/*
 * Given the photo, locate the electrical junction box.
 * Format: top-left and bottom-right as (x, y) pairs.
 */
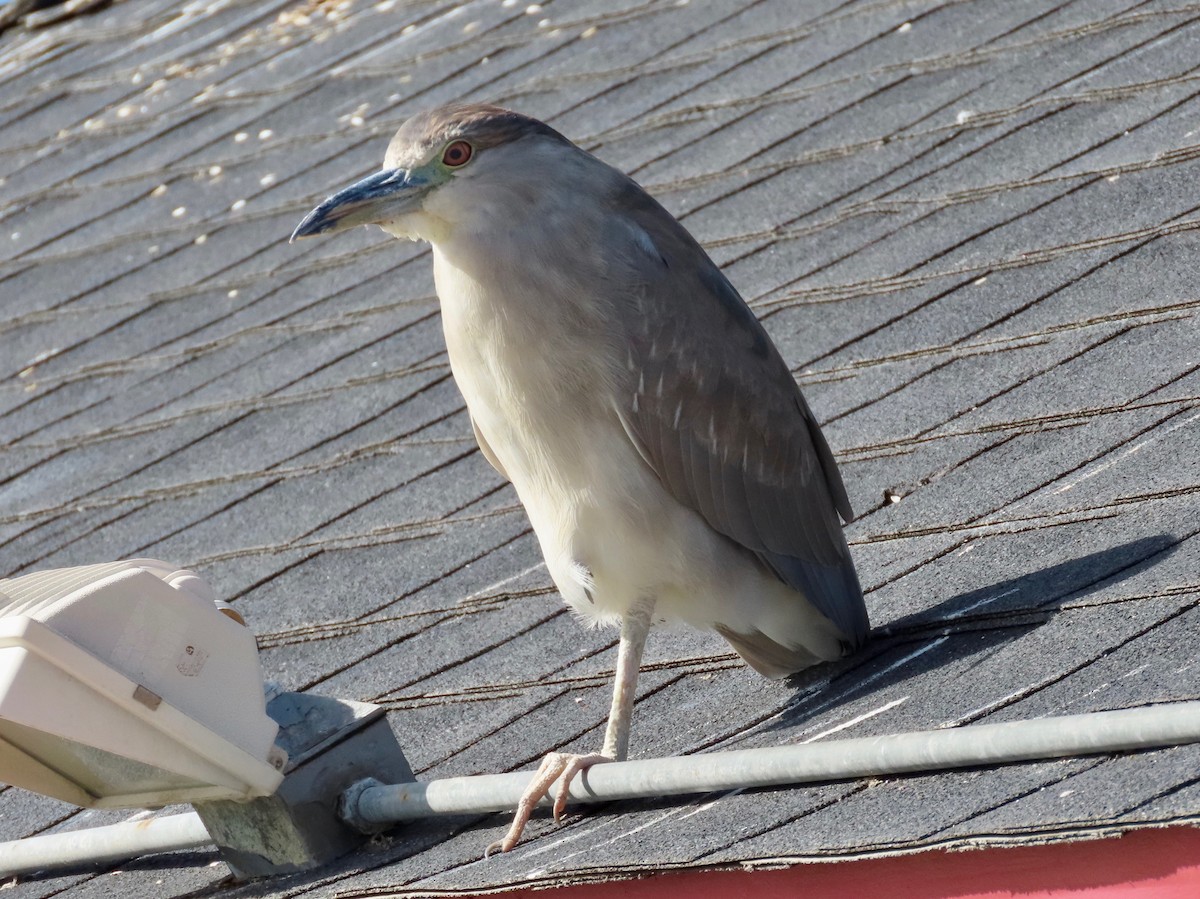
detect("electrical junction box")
(0, 559), (285, 809)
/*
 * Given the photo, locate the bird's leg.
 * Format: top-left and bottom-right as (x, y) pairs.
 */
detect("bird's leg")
(598, 595), (655, 762)
(485, 596), (656, 856)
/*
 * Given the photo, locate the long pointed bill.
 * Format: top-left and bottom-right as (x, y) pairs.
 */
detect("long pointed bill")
(290, 168), (433, 241)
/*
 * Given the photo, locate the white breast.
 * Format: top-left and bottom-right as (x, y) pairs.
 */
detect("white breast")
(430, 246), (841, 660)
(433, 249), (675, 613)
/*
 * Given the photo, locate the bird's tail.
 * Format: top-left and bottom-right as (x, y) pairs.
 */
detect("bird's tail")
(715, 624), (838, 680)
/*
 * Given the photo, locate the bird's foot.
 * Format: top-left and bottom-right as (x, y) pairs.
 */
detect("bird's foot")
(484, 751), (611, 856)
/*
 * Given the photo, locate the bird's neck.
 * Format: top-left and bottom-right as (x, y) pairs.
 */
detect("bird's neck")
(431, 237), (607, 346)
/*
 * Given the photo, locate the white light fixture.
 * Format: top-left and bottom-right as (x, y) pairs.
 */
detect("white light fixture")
(0, 560), (285, 809)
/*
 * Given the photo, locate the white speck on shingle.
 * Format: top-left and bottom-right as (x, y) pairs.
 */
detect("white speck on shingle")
(172, 206), (186, 218)
(234, 132), (248, 143)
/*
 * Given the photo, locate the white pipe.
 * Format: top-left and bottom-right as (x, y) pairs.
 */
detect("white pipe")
(345, 701), (1200, 827)
(0, 813), (211, 878)
(4, 702), (1198, 876)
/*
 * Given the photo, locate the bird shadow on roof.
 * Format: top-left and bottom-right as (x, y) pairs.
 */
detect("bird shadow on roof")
(767, 533), (1179, 732)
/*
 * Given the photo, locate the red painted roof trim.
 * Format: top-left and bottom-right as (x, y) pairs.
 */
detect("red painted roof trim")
(504, 825), (1200, 898)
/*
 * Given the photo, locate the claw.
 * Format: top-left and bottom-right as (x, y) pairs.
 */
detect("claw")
(484, 751), (612, 855)
(553, 753), (607, 821)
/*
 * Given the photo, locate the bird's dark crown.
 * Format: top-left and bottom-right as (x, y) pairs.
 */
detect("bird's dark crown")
(387, 103), (570, 164)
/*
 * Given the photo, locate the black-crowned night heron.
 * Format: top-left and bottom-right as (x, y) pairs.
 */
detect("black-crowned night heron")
(293, 103), (868, 854)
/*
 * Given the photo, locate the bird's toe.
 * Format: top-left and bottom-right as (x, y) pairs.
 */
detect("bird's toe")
(552, 752), (609, 822)
(485, 750), (612, 856)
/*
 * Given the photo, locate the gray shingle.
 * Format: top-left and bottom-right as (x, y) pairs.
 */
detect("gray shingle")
(1, 0), (1198, 895)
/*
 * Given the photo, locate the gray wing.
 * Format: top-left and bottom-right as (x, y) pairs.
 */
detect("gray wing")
(606, 183), (868, 646)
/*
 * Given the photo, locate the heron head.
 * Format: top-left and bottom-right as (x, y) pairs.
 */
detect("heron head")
(291, 103), (574, 245)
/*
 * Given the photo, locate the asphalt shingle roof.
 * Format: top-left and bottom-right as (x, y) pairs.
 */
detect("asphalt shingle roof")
(1, 0), (1198, 895)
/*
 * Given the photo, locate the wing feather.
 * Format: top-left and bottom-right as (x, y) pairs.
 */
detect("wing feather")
(606, 182), (868, 645)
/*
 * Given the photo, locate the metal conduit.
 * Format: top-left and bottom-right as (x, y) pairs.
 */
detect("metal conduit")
(342, 701), (1200, 827)
(3, 701), (1199, 879)
(0, 813), (212, 878)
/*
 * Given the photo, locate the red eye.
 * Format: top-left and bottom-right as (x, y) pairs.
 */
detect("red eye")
(442, 140), (473, 167)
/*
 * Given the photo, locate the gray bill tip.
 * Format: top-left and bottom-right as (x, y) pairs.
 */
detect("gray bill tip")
(290, 206), (332, 243)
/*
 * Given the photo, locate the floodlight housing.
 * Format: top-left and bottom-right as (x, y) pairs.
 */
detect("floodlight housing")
(0, 560), (285, 808)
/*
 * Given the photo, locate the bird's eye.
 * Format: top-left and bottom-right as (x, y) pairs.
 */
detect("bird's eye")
(442, 140), (473, 167)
